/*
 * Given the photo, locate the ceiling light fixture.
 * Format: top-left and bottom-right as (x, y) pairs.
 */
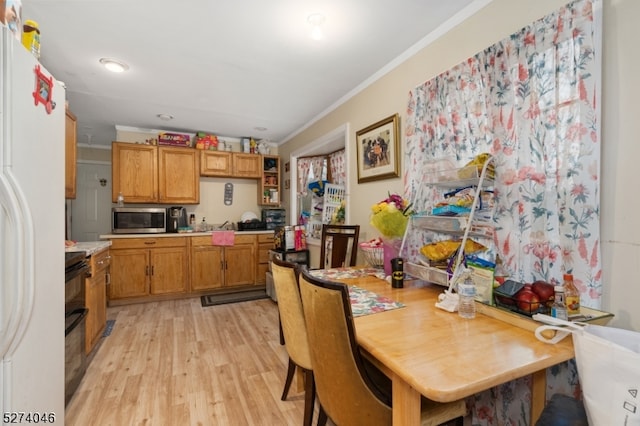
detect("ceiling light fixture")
(307, 13), (326, 40)
(99, 57), (129, 73)
(254, 126), (268, 132)
(156, 113), (174, 121)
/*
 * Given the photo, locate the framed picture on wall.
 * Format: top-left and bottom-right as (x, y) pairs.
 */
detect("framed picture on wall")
(356, 113), (400, 183)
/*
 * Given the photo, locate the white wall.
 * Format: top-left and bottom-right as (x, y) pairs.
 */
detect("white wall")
(279, 0), (639, 331)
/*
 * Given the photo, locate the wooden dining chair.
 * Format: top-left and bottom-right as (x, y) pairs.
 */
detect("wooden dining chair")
(319, 224), (360, 269)
(271, 258), (315, 426)
(298, 268), (466, 426)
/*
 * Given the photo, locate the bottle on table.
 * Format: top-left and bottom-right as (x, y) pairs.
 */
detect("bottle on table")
(563, 273), (580, 317)
(457, 269), (476, 319)
(551, 285), (568, 320)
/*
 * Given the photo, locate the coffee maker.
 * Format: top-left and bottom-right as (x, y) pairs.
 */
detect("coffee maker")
(167, 206), (187, 233)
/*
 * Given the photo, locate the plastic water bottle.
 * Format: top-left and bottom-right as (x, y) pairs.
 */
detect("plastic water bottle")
(551, 285), (568, 320)
(457, 269), (476, 319)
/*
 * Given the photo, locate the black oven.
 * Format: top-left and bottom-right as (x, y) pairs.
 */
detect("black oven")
(65, 251), (89, 406)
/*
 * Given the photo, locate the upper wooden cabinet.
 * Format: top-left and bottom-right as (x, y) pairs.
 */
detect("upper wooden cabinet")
(232, 153), (261, 178)
(258, 155), (281, 206)
(200, 151), (233, 177)
(65, 109), (77, 199)
(158, 146), (200, 204)
(112, 142), (199, 204)
(200, 151), (262, 179)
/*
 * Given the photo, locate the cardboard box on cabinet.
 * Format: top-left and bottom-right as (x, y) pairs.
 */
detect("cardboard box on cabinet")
(157, 132), (192, 147)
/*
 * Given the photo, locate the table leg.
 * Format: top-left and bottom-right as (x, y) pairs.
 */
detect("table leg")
(392, 376), (421, 425)
(531, 370), (547, 424)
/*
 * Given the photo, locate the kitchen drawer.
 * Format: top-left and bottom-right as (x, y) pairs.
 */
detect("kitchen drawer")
(258, 233), (274, 244)
(191, 234), (256, 247)
(234, 234), (256, 245)
(110, 237), (186, 250)
(90, 247), (111, 273)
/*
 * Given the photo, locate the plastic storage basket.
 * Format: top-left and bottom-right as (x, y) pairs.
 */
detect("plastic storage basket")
(359, 243), (384, 267)
(321, 184), (346, 223)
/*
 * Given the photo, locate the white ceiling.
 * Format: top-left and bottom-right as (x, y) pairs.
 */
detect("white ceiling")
(23, 0), (479, 148)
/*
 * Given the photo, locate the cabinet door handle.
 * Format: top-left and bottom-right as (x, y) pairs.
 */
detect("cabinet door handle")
(145, 265), (149, 276)
(105, 272), (111, 285)
(225, 260), (228, 270)
(144, 241), (156, 245)
(150, 265), (154, 276)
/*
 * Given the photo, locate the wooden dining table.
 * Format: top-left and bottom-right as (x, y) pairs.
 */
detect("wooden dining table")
(331, 271), (576, 426)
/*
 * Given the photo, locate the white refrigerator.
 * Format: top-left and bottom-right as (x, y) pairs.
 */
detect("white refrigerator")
(1, 24), (65, 416)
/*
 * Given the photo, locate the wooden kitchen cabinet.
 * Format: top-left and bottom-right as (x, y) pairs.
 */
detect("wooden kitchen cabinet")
(190, 234), (256, 292)
(85, 247), (110, 354)
(258, 155), (281, 206)
(256, 233), (274, 285)
(200, 151), (233, 177)
(65, 109), (77, 199)
(108, 237), (188, 303)
(225, 236), (256, 286)
(190, 237), (224, 291)
(158, 146), (200, 204)
(111, 142), (158, 203)
(232, 153), (261, 178)
(111, 142), (199, 204)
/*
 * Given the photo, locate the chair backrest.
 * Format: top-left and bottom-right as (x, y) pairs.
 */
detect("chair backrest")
(271, 258), (312, 371)
(319, 224), (360, 269)
(299, 268), (392, 426)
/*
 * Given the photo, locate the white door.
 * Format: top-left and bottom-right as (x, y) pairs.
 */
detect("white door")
(71, 163), (112, 241)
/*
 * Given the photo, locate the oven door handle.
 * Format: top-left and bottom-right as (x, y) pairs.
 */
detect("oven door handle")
(65, 307), (88, 336)
(65, 263), (90, 282)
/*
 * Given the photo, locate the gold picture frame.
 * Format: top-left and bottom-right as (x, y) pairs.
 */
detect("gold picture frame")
(356, 113), (400, 183)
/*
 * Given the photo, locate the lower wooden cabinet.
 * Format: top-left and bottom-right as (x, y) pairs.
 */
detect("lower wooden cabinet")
(108, 232), (272, 305)
(85, 247), (110, 354)
(190, 234), (256, 291)
(256, 233), (275, 284)
(108, 237), (188, 302)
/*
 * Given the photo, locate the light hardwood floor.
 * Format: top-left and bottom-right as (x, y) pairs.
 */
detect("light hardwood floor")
(65, 297), (312, 425)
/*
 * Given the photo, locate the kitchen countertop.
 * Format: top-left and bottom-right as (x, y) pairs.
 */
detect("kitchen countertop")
(65, 240), (112, 256)
(99, 230), (274, 239)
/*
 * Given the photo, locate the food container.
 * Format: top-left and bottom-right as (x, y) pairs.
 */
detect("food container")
(274, 226), (295, 251)
(157, 132), (191, 147)
(22, 20), (40, 58)
(493, 281), (552, 317)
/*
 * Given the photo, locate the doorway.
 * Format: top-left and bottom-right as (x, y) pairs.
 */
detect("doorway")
(289, 123), (350, 232)
(70, 162), (112, 241)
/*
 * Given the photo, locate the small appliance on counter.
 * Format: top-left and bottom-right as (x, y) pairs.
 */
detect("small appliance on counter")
(167, 206), (187, 233)
(262, 208), (286, 230)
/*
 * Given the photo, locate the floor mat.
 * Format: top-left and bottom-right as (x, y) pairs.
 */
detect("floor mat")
(201, 290), (269, 307)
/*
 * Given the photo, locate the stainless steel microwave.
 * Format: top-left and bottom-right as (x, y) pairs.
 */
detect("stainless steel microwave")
(111, 207), (166, 234)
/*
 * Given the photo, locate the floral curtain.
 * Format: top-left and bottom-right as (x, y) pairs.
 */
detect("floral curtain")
(405, 0), (601, 306)
(297, 158), (311, 195)
(404, 1), (600, 423)
(328, 149), (346, 186)
(297, 156), (325, 195)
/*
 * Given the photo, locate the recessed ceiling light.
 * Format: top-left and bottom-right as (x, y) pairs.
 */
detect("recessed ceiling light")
(254, 126), (268, 132)
(99, 58), (129, 73)
(307, 13), (326, 40)
(156, 113), (174, 121)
